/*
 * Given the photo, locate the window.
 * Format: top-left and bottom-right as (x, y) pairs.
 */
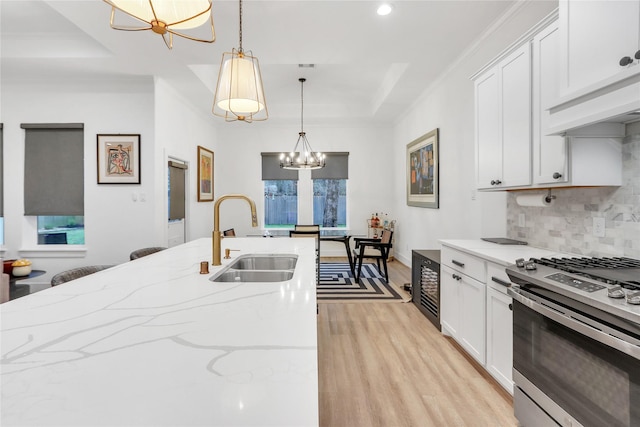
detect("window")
(264, 179), (298, 228)
(262, 152), (349, 229)
(312, 152), (349, 228)
(22, 123), (84, 245)
(313, 179), (346, 227)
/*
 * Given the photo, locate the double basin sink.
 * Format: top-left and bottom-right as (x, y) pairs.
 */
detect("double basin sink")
(209, 253), (298, 283)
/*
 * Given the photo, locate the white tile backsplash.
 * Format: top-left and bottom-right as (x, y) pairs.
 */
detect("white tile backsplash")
(507, 126), (640, 258)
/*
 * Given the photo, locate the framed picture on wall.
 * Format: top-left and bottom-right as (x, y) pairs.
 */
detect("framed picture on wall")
(197, 145), (214, 202)
(406, 128), (439, 208)
(97, 134), (141, 184)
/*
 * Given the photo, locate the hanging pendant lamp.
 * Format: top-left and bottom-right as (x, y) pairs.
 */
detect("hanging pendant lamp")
(103, 0), (215, 49)
(280, 78), (325, 170)
(212, 0), (268, 122)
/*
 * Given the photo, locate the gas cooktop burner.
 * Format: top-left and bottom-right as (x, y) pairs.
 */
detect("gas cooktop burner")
(530, 256), (640, 290)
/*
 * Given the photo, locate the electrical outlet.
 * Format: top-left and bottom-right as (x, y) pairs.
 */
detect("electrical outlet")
(593, 217), (606, 238)
(518, 213), (526, 227)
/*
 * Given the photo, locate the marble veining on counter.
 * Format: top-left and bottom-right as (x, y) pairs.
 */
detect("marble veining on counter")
(1, 238), (319, 426)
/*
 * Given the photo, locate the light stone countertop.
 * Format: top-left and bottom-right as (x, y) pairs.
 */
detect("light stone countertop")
(439, 239), (574, 266)
(1, 237), (319, 427)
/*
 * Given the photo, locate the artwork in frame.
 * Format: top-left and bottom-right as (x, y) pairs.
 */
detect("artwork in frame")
(197, 145), (214, 202)
(406, 128), (439, 208)
(97, 134), (141, 184)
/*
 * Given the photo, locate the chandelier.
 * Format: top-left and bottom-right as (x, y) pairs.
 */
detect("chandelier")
(103, 0), (215, 49)
(212, 0), (268, 122)
(280, 78), (325, 170)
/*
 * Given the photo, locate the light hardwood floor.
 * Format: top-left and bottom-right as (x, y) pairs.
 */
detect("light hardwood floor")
(317, 258), (517, 427)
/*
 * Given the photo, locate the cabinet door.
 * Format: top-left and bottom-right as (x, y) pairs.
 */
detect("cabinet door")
(560, 0), (640, 95)
(532, 21), (568, 185)
(500, 44), (532, 188)
(459, 274), (486, 365)
(475, 67), (501, 190)
(486, 287), (514, 394)
(441, 265), (460, 338)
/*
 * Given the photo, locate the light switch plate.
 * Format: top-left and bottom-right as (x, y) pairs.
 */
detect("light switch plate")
(518, 213), (526, 227)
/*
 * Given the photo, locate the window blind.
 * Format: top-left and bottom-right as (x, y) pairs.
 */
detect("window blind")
(21, 123), (84, 216)
(168, 160), (187, 221)
(261, 152), (299, 180)
(311, 152), (349, 179)
(0, 124), (3, 217)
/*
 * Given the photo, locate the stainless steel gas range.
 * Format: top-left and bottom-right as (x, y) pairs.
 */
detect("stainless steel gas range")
(506, 256), (640, 427)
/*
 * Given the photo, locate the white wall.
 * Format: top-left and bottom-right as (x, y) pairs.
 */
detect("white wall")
(390, 1), (558, 265)
(154, 78), (219, 244)
(1, 78), (156, 280)
(214, 121), (393, 255)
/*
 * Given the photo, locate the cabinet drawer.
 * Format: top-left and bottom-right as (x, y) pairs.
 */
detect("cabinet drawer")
(441, 247), (486, 283)
(487, 262), (512, 295)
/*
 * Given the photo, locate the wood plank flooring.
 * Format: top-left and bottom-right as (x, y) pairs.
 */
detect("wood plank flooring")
(317, 259), (517, 427)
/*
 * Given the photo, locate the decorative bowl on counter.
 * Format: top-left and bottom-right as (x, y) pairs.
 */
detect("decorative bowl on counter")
(11, 259), (32, 277)
(3, 259), (18, 276)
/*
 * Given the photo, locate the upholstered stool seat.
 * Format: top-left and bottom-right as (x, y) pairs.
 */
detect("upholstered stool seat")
(129, 247), (167, 260)
(51, 265), (115, 286)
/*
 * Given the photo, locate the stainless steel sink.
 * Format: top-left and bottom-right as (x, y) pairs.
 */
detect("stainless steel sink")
(228, 254), (298, 270)
(209, 254), (297, 283)
(210, 270), (294, 282)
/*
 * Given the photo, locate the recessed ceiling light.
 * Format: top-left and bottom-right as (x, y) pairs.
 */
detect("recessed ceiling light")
(377, 3), (394, 16)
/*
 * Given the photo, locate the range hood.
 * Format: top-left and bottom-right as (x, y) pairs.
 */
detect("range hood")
(546, 65), (640, 136)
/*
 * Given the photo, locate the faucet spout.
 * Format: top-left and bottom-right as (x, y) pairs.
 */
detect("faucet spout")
(212, 194), (258, 265)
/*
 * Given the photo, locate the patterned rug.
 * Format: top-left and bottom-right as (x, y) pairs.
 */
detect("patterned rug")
(318, 262), (410, 302)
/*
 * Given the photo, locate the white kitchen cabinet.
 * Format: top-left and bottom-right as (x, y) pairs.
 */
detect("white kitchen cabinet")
(441, 248), (486, 366)
(531, 20), (568, 185)
(475, 44), (531, 190)
(559, 0), (640, 97)
(486, 262), (514, 394)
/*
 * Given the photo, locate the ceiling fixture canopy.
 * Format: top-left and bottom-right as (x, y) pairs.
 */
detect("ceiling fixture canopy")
(212, 0), (268, 122)
(103, 0), (215, 49)
(280, 78), (325, 170)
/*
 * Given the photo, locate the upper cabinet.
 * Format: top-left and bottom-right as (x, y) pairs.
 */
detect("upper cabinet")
(475, 44), (531, 190)
(559, 0), (640, 96)
(473, 9), (624, 191)
(547, 0), (640, 134)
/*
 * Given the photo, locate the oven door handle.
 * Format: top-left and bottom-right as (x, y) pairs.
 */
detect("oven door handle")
(508, 288), (640, 361)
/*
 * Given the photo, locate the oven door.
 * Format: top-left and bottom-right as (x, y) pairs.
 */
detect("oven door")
(510, 288), (640, 427)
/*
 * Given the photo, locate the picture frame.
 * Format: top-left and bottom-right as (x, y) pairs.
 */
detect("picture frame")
(97, 134), (141, 184)
(406, 128), (439, 208)
(197, 145), (214, 202)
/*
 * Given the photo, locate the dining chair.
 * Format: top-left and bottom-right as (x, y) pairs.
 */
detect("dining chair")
(289, 229), (320, 285)
(223, 228), (236, 237)
(294, 224), (320, 232)
(129, 246), (167, 260)
(51, 265), (115, 286)
(352, 229), (394, 283)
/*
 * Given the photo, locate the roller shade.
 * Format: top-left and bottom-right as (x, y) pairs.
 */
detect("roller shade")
(22, 123), (84, 216)
(311, 152), (349, 179)
(0, 124), (3, 216)
(168, 160), (187, 220)
(261, 152), (299, 180)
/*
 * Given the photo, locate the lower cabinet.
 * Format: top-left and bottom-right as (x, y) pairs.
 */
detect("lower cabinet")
(441, 264), (486, 366)
(486, 286), (514, 394)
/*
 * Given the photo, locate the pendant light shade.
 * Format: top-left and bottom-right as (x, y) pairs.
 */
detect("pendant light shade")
(103, 0), (215, 49)
(212, 0), (268, 122)
(280, 78), (325, 170)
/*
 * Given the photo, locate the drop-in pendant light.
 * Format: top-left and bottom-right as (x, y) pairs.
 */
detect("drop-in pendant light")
(280, 78), (325, 170)
(103, 0), (215, 49)
(212, 0), (268, 122)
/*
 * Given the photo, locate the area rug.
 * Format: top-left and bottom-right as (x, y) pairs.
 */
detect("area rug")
(318, 262), (410, 302)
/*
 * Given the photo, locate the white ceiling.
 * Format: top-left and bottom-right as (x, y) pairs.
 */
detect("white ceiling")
(1, 0), (518, 125)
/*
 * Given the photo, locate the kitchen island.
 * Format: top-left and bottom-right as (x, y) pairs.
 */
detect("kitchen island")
(1, 238), (319, 426)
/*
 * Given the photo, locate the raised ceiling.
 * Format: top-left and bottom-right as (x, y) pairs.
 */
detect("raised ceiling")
(1, 0), (518, 124)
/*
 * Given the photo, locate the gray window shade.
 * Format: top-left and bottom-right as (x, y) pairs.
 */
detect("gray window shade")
(22, 124), (84, 216)
(261, 153), (299, 180)
(168, 161), (187, 220)
(311, 152), (349, 179)
(0, 124), (3, 216)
